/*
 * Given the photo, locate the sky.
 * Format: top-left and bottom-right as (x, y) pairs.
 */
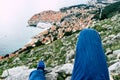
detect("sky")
(0, 0), (88, 25)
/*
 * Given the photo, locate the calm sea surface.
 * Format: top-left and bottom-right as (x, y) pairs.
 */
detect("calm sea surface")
(0, 23), (50, 56)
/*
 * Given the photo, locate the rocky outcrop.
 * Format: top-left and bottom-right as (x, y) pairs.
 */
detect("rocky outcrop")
(46, 63), (73, 80)
(1, 63), (73, 80)
(2, 63), (116, 80)
(1, 66), (34, 80)
(109, 62), (120, 75)
(107, 49), (120, 76)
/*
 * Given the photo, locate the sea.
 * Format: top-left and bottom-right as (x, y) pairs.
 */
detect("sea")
(0, 22), (52, 56)
(0, 8), (53, 56)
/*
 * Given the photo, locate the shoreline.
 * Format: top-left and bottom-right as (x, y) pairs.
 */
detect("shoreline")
(0, 22), (52, 58)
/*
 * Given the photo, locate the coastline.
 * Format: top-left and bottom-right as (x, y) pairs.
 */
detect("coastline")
(0, 22), (52, 58)
(0, 5), (95, 60)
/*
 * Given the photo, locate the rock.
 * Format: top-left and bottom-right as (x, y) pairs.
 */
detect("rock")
(107, 54), (116, 60)
(46, 67), (59, 80)
(13, 57), (20, 63)
(46, 72), (58, 80)
(113, 49), (120, 55)
(103, 34), (115, 41)
(106, 40), (113, 45)
(103, 34), (116, 45)
(105, 48), (113, 55)
(109, 62), (120, 75)
(66, 50), (75, 63)
(1, 64), (72, 80)
(45, 63), (73, 80)
(113, 49), (120, 59)
(113, 33), (120, 40)
(109, 59), (119, 65)
(117, 53), (120, 59)
(103, 33), (120, 45)
(56, 63), (73, 75)
(2, 66), (34, 80)
(65, 76), (71, 80)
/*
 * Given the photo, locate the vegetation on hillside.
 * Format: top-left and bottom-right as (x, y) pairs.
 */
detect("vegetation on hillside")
(60, 4), (87, 12)
(0, 13), (120, 79)
(93, 1), (120, 20)
(92, 14), (120, 51)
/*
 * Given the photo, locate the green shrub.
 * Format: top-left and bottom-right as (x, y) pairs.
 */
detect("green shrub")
(57, 72), (67, 80)
(64, 32), (73, 36)
(35, 40), (44, 46)
(113, 75), (120, 80)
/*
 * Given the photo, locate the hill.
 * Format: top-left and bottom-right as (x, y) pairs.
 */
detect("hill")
(0, 2), (120, 80)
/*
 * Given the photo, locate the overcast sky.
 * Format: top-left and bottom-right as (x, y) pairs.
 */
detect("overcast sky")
(0, 0), (88, 34)
(0, 0), (88, 23)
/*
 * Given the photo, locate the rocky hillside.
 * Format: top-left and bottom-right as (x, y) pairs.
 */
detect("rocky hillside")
(0, 2), (120, 80)
(92, 14), (120, 80)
